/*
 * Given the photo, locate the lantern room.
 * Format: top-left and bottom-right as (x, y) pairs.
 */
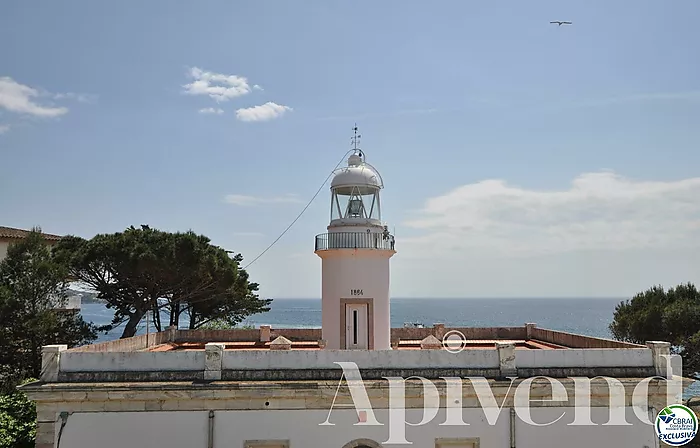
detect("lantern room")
(328, 151), (384, 227)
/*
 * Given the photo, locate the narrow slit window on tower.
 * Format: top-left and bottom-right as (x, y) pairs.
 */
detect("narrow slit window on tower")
(353, 310), (358, 344)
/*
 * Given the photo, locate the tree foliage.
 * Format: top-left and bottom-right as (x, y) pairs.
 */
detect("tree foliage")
(53, 225), (271, 338)
(198, 318), (255, 330)
(0, 230), (100, 448)
(0, 230), (99, 393)
(610, 282), (700, 377)
(0, 378), (36, 448)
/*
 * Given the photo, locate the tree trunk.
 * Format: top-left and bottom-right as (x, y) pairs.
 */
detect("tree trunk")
(153, 304), (162, 332)
(169, 301), (176, 327)
(174, 303), (184, 328)
(120, 310), (145, 338)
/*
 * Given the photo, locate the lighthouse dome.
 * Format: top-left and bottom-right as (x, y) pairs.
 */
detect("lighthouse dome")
(330, 154), (383, 195)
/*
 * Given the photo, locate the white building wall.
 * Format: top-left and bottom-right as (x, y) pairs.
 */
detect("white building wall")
(513, 407), (658, 448)
(53, 346), (657, 373)
(0, 241), (9, 262)
(60, 351), (206, 372)
(56, 411), (208, 448)
(515, 348), (654, 368)
(319, 250), (393, 350)
(0, 239), (58, 263)
(57, 407), (658, 448)
(222, 348), (500, 370)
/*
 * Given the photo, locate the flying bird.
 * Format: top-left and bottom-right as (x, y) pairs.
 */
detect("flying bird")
(550, 21), (572, 26)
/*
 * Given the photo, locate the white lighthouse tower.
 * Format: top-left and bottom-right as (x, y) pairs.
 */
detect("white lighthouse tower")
(314, 127), (396, 350)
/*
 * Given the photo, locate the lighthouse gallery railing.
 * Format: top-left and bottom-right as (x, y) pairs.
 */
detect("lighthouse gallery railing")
(314, 232), (395, 251)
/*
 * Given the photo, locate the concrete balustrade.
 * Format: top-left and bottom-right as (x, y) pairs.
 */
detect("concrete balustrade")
(40, 345), (67, 382)
(43, 323), (666, 383)
(433, 323), (445, 340)
(60, 351), (206, 372)
(221, 349), (500, 371)
(62, 322), (646, 354)
(496, 342), (517, 377)
(515, 348), (654, 369)
(529, 326), (644, 349)
(260, 325), (271, 342)
(204, 343), (225, 381)
(525, 323), (536, 340)
(646, 341), (672, 378)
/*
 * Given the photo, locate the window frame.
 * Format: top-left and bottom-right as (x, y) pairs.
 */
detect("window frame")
(244, 440), (290, 448)
(434, 438), (480, 448)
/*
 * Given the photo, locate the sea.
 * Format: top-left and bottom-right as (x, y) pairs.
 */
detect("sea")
(79, 297), (699, 399)
(83, 297), (622, 342)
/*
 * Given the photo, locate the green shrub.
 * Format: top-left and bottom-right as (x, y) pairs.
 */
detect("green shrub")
(0, 379), (37, 448)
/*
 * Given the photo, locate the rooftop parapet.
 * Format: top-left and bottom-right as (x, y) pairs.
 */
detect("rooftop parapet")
(38, 323), (664, 384)
(65, 323), (646, 353)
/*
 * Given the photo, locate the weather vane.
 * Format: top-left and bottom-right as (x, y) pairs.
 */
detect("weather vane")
(351, 124), (361, 151)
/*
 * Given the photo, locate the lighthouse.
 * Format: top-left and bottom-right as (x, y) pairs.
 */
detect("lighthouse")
(314, 127), (396, 350)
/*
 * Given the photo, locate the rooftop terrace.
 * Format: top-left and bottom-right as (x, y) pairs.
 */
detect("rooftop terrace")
(37, 323), (675, 384)
(65, 322), (645, 353)
(147, 338), (566, 351)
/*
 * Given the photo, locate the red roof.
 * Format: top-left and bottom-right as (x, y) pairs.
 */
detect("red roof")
(0, 226), (63, 241)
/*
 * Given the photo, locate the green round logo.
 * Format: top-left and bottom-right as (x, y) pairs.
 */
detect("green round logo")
(655, 404), (698, 446)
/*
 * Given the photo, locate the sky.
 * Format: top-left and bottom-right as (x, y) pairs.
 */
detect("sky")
(1, 1), (699, 299)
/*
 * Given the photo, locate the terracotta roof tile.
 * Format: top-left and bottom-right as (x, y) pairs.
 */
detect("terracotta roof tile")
(0, 226), (63, 241)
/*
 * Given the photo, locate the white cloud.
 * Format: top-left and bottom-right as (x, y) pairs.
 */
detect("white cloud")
(224, 193), (303, 206)
(253, 84), (263, 91)
(0, 77), (69, 117)
(235, 102), (292, 122)
(402, 171), (700, 259)
(199, 107), (224, 114)
(52, 92), (97, 103)
(183, 67), (251, 102)
(0, 124), (10, 134)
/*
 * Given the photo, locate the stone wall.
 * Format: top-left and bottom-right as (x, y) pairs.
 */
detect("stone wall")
(222, 349), (501, 370)
(530, 327), (644, 349)
(174, 328), (261, 342)
(390, 326), (526, 341)
(43, 324), (670, 385)
(515, 347), (654, 368)
(171, 325), (526, 344)
(63, 324), (644, 353)
(47, 344), (665, 383)
(170, 324), (638, 346)
(61, 351), (206, 372)
(24, 377), (677, 412)
(23, 376), (680, 448)
(270, 328), (323, 341)
(66, 329), (172, 352)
